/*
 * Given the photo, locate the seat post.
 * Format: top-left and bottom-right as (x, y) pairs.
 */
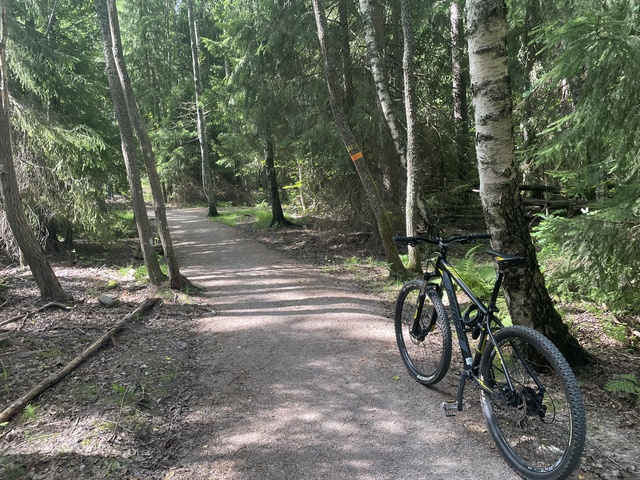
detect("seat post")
(488, 270), (504, 311)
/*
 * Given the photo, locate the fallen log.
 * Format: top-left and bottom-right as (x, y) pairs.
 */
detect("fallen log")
(0, 297), (160, 424)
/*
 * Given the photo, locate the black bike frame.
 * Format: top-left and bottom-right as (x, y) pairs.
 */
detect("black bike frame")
(426, 254), (510, 407)
(438, 257), (503, 368)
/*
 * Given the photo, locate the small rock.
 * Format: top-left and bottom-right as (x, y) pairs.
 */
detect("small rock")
(98, 296), (120, 308)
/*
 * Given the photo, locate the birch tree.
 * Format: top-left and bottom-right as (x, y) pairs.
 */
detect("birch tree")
(0, 0), (68, 302)
(466, 0), (590, 366)
(187, 0), (218, 218)
(312, 0), (407, 279)
(358, 0), (432, 271)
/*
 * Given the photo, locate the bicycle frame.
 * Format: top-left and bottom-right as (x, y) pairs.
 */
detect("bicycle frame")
(426, 252), (508, 409)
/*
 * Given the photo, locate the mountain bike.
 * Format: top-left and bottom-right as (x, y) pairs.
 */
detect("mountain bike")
(393, 234), (585, 480)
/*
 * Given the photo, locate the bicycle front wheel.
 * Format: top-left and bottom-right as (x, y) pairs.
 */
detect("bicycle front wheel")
(479, 326), (586, 480)
(394, 280), (451, 385)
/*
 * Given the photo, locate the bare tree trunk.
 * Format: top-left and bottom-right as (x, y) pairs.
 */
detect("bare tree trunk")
(400, 0), (421, 273)
(312, 0), (407, 279)
(358, 0), (434, 238)
(338, 0), (355, 112)
(104, 0), (191, 290)
(95, 0), (165, 286)
(264, 135), (292, 228)
(187, 0), (218, 218)
(359, 0), (405, 161)
(466, 0), (591, 366)
(0, 0), (68, 302)
(450, 0), (470, 180)
(359, 0), (429, 270)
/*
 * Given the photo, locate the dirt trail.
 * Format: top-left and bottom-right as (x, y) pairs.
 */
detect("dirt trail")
(163, 208), (517, 479)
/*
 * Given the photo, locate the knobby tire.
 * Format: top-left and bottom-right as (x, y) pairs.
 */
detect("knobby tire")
(394, 280), (452, 385)
(479, 326), (586, 480)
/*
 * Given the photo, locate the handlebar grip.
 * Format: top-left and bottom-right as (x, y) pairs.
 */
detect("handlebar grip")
(464, 233), (491, 242)
(393, 236), (416, 245)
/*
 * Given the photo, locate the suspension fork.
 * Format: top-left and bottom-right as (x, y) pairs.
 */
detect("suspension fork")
(411, 277), (440, 338)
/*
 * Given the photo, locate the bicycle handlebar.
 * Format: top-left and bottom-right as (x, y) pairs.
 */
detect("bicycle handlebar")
(393, 233), (491, 247)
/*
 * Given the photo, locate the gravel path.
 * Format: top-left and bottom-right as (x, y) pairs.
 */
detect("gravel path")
(163, 208), (518, 479)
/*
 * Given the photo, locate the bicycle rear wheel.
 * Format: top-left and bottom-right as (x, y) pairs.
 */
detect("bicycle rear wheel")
(394, 280), (451, 385)
(479, 326), (585, 480)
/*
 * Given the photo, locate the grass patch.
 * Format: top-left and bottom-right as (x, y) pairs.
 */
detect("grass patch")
(20, 403), (38, 422)
(1, 458), (26, 480)
(118, 263), (168, 282)
(111, 210), (137, 238)
(210, 204), (272, 229)
(36, 349), (62, 360)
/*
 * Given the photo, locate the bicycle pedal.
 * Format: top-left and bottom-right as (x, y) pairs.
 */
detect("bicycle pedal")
(441, 400), (458, 417)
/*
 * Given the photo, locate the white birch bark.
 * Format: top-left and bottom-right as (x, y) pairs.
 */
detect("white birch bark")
(358, 0), (406, 165)
(466, 0), (590, 365)
(188, 0), (218, 218)
(312, 0), (407, 278)
(359, 0), (433, 240)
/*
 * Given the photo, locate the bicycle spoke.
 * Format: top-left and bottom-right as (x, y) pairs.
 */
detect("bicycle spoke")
(394, 281), (451, 385)
(481, 326), (585, 479)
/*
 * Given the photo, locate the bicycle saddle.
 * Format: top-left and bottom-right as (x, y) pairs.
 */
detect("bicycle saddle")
(485, 250), (527, 268)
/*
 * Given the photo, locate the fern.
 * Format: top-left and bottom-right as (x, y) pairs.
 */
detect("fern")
(454, 246), (496, 300)
(605, 374), (640, 409)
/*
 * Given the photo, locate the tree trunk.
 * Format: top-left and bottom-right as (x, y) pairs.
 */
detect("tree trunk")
(358, 0), (434, 237)
(466, 0), (592, 367)
(264, 136), (291, 228)
(359, 0), (405, 161)
(338, 0), (355, 112)
(450, 0), (470, 180)
(312, 0), (407, 279)
(400, 0), (421, 273)
(187, 0), (218, 218)
(104, 0), (190, 290)
(517, 0), (541, 185)
(95, 0), (165, 286)
(0, 0), (68, 303)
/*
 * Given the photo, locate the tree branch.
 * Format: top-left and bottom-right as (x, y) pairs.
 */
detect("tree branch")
(0, 298), (160, 424)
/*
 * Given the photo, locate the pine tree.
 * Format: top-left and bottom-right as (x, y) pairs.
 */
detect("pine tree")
(0, 0), (69, 302)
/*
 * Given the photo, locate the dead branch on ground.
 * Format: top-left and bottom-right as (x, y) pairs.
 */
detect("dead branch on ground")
(0, 297), (160, 424)
(0, 302), (71, 329)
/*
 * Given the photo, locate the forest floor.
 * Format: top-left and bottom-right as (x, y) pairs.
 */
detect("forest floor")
(0, 207), (638, 479)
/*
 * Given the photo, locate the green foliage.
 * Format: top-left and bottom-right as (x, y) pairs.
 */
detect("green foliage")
(209, 204), (272, 229)
(20, 403), (38, 422)
(1, 458), (26, 480)
(523, 3), (640, 311)
(452, 246), (497, 300)
(606, 374), (640, 409)
(534, 187), (640, 310)
(3, 0), (126, 249)
(110, 211), (137, 238)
